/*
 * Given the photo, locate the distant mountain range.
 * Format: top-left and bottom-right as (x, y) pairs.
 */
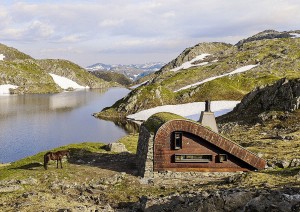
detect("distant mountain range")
(86, 62), (166, 80)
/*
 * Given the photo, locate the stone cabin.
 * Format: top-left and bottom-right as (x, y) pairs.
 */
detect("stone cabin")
(136, 111), (265, 178)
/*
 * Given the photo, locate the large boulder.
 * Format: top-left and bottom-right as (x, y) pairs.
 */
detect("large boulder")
(106, 143), (128, 153)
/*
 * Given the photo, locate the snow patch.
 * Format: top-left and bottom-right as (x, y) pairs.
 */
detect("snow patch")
(130, 80), (149, 89)
(175, 64), (259, 92)
(0, 54), (5, 61)
(170, 53), (211, 72)
(127, 100), (240, 121)
(0, 84), (18, 95)
(290, 33), (300, 38)
(49, 73), (89, 90)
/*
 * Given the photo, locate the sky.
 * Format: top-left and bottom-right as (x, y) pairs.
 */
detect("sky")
(0, 0), (300, 67)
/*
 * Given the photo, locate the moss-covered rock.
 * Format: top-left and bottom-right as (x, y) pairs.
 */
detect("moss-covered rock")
(143, 112), (185, 133)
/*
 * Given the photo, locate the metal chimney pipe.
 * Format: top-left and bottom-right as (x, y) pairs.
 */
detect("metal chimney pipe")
(205, 100), (211, 112)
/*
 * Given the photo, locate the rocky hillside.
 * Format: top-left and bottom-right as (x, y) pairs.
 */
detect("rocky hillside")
(37, 59), (112, 89)
(235, 29), (296, 47)
(0, 43), (112, 94)
(219, 78), (300, 123)
(95, 30), (300, 118)
(89, 70), (132, 86)
(0, 43), (33, 61)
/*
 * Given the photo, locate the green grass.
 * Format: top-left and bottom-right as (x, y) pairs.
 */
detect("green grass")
(143, 112), (185, 133)
(0, 142), (107, 180)
(118, 134), (139, 153)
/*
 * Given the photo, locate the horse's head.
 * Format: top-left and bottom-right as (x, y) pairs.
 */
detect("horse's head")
(66, 150), (70, 159)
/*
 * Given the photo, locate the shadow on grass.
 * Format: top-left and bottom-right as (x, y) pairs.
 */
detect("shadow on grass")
(11, 162), (43, 170)
(263, 167), (300, 177)
(68, 148), (137, 175)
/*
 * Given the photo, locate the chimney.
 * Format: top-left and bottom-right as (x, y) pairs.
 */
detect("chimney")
(205, 100), (211, 112)
(198, 100), (219, 133)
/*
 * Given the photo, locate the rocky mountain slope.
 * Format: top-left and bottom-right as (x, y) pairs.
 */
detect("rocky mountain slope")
(0, 43), (112, 94)
(86, 62), (165, 81)
(89, 70), (133, 86)
(95, 30), (300, 119)
(219, 78), (300, 123)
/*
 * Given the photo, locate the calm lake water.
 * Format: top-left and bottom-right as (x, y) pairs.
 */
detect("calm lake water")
(0, 88), (137, 163)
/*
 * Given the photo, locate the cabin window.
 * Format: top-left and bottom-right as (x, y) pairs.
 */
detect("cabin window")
(175, 154), (213, 163)
(217, 154), (228, 163)
(173, 132), (182, 150)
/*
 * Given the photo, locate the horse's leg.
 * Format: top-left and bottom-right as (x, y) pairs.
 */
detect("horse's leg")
(60, 159), (63, 169)
(56, 159), (58, 168)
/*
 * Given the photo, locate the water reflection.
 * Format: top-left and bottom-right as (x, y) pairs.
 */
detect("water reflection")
(49, 91), (89, 111)
(0, 88), (133, 163)
(110, 118), (140, 134)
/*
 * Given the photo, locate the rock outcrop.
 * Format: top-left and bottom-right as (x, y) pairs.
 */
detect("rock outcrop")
(131, 188), (300, 212)
(157, 42), (232, 74)
(224, 78), (300, 120)
(236, 29), (293, 47)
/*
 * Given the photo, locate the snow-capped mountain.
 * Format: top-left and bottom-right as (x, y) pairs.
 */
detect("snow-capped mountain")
(86, 62), (165, 80)
(86, 63), (113, 71)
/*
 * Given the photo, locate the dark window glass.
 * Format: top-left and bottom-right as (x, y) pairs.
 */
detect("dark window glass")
(173, 132), (182, 150)
(175, 154), (213, 163)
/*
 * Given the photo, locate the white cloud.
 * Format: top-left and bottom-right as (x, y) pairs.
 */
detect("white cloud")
(0, 0), (299, 66)
(99, 19), (124, 28)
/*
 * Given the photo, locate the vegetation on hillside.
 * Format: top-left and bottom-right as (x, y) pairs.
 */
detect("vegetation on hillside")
(96, 36), (300, 118)
(0, 43), (114, 94)
(37, 59), (113, 89)
(0, 59), (61, 94)
(0, 43), (33, 61)
(89, 70), (132, 86)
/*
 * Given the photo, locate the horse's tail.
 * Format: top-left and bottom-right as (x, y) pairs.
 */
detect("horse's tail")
(44, 152), (50, 170)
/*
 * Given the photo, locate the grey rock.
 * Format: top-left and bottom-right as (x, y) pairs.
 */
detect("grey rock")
(0, 185), (22, 193)
(222, 78), (300, 122)
(236, 30), (293, 47)
(20, 177), (38, 185)
(244, 192), (300, 212)
(106, 142), (128, 153)
(275, 160), (290, 168)
(289, 158), (300, 167)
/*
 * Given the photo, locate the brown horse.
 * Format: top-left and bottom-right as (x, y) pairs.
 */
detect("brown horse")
(44, 150), (70, 170)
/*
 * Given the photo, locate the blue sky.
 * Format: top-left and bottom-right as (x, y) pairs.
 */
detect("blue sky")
(1, 0), (300, 67)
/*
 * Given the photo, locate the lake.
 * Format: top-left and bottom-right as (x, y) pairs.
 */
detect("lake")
(0, 88), (137, 163)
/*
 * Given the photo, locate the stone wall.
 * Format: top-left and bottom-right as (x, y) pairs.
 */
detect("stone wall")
(136, 125), (154, 178)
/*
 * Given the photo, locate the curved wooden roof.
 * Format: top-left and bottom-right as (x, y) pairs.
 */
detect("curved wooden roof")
(155, 118), (266, 170)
